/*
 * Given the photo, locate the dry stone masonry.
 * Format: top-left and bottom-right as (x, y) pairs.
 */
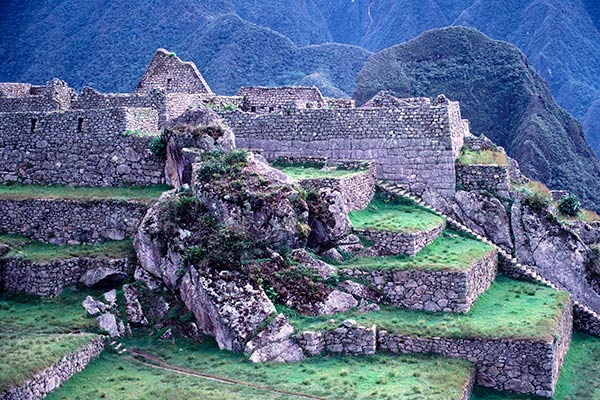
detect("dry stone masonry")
(354, 221), (446, 256)
(456, 164), (511, 198)
(0, 198), (150, 244)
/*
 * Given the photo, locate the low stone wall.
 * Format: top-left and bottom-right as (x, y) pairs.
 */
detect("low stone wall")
(0, 335), (105, 400)
(378, 300), (572, 398)
(340, 249), (497, 313)
(456, 164), (510, 197)
(573, 303), (600, 335)
(0, 198), (151, 244)
(1, 257), (133, 297)
(295, 320), (376, 356)
(354, 221), (445, 256)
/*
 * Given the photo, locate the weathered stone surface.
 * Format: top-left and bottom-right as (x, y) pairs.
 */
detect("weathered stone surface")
(97, 313), (121, 338)
(355, 220), (445, 256)
(337, 280), (382, 304)
(322, 248), (344, 263)
(123, 284), (148, 325)
(290, 248), (336, 279)
(456, 164), (511, 198)
(307, 187), (353, 249)
(80, 268), (127, 289)
(244, 314), (304, 363)
(313, 290), (358, 315)
(82, 296), (107, 316)
(179, 267), (276, 352)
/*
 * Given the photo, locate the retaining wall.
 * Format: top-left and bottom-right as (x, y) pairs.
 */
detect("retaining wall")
(340, 249), (497, 313)
(1, 256), (133, 297)
(295, 320), (376, 356)
(0, 335), (105, 400)
(0, 108), (165, 186)
(0, 198), (150, 244)
(354, 221), (446, 256)
(456, 164), (510, 197)
(378, 300), (572, 398)
(221, 100), (466, 197)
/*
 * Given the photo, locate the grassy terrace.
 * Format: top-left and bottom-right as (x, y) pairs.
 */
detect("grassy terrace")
(0, 234), (134, 262)
(49, 337), (475, 400)
(341, 231), (494, 272)
(457, 148), (508, 166)
(0, 184), (170, 202)
(274, 164), (363, 180)
(349, 193), (444, 233)
(283, 276), (569, 341)
(0, 333), (98, 392)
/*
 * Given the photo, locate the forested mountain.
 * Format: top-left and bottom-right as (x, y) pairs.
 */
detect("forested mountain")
(354, 27), (600, 209)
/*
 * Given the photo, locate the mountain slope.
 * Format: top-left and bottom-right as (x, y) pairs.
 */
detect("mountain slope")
(354, 27), (600, 210)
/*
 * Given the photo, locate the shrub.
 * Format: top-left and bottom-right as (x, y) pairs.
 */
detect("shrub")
(220, 103), (238, 111)
(149, 136), (167, 158)
(558, 194), (581, 217)
(168, 52), (176, 58)
(523, 189), (551, 211)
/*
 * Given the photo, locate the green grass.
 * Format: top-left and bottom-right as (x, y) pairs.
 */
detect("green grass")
(49, 336), (475, 400)
(342, 231), (494, 272)
(0, 184), (170, 202)
(457, 149), (508, 166)
(0, 235), (134, 262)
(348, 192), (445, 233)
(275, 164), (362, 180)
(471, 333), (600, 400)
(0, 333), (98, 391)
(0, 290), (99, 335)
(283, 276), (569, 341)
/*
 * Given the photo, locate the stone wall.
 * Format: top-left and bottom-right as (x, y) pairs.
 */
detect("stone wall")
(0, 79), (74, 113)
(573, 303), (600, 335)
(456, 164), (511, 197)
(272, 157), (375, 211)
(237, 86), (326, 113)
(221, 100), (467, 197)
(340, 249), (497, 313)
(0, 108), (165, 186)
(378, 300), (572, 398)
(136, 48), (213, 95)
(354, 221), (446, 256)
(0, 198), (150, 244)
(0, 335), (105, 400)
(1, 256), (133, 297)
(325, 98), (355, 109)
(295, 320), (377, 356)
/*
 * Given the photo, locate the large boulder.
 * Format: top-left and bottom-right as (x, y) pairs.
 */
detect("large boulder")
(179, 266), (276, 352)
(244, 314), (304, 363)
(307, 188), (353, 249)
(79, 267), (127, 289)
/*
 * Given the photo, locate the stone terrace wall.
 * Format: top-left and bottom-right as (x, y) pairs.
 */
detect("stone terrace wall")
(295, 320), (376, 356)
(456, 164), (511, 197)
(354, 221), (446, 256)
(222, 102), (467, 197)
(1, 256), (133, 297)
(378, 300), (572, 398)
(0, 198), (150, 244)
(0, 335), (105, 400)
(0, 108), (165, 186)
(340, 249), (497, 313)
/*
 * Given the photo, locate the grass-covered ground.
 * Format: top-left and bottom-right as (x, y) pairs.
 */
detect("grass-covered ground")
(0, 291), (98, 335)
(274, 164), (362, 180)
(471, 333), (600, 400)
(457, 148), (508, 166)
(349, 192), (445, 233)
(283, 276), (569, 341)
(0, 184), (170, 202)
(0, 333), (99, 392)
(342, 231), (493, 272)
(49, 336), (475, 400)
(0, 234), (134, 262)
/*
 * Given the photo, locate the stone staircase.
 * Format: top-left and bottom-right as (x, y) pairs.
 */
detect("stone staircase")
(377, 180), (600, 330)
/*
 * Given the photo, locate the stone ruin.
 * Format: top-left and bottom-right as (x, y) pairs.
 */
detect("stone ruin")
(1, 48), (600, 399)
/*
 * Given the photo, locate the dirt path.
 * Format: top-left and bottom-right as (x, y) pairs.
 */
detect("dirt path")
(127, 348), (326, 400)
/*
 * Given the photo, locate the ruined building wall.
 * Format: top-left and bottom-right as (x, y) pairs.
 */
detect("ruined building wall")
(238, 86), (326, 113)
(222, 103), (467, 197)
(0, 108), (165, 186)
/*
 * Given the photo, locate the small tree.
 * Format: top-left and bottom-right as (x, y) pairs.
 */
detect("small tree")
(558, 194), (581, 217)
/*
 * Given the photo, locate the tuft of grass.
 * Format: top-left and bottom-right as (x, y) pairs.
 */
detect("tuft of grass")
(349, 191), (445, 233)
(283, 276), (569, 341)
(0, 184), (170, 203)
(342, 231), (494, 272)
(457, 148), (508, 166)
(0, 333), (98, 391)
(0, 235), (134, 263)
